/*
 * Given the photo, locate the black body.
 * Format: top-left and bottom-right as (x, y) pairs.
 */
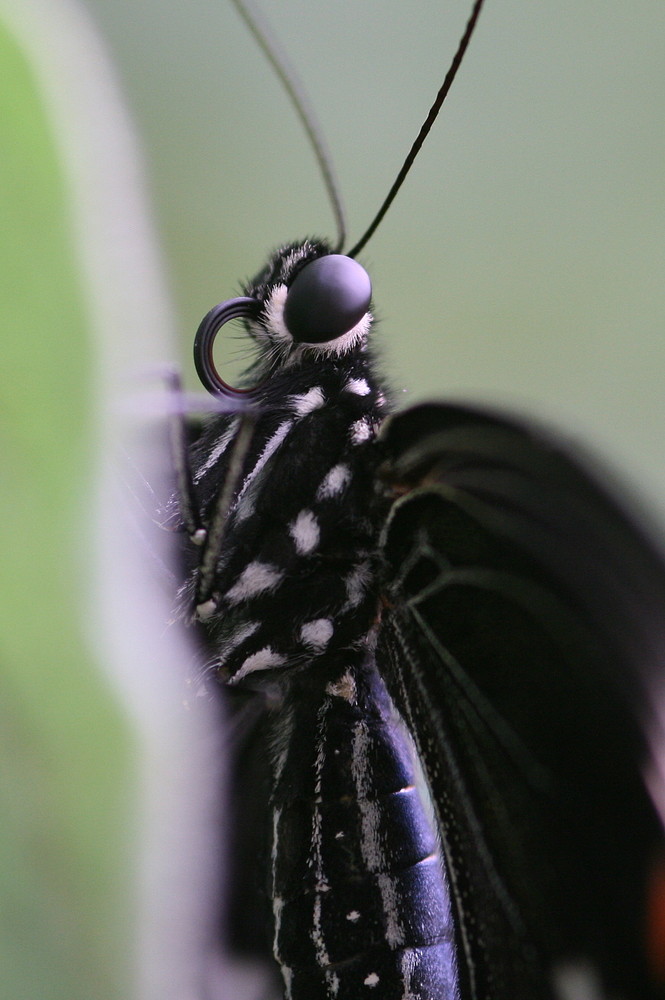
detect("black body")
(175, 239), (665, 999)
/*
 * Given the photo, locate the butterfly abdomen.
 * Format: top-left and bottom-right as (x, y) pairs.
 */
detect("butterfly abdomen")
(268, 652), (459, 1000)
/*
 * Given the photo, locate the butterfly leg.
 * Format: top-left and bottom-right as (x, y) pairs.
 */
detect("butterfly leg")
(162, 366), (206, 540)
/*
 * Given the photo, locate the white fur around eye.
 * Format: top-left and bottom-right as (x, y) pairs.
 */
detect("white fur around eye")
(307, 311), (372, 357)
(261, 283), (291, 344)
(255, 266), (372, 360)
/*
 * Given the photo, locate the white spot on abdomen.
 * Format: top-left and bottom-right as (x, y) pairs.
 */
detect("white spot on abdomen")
(364, 972), (379, 988)
(272, 892), (288, 972)
(325, 669), (357, 702)
(351, 720), (404, 947)
(377, 872), (405, 947)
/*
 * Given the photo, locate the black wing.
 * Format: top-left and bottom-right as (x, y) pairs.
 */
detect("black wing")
(377, 402), (665, 1000)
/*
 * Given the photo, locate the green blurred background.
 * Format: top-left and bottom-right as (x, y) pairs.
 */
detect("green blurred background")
(86, 0), (665, 517)
(0, 8), (133, 998)
(1, 1), (663, 997)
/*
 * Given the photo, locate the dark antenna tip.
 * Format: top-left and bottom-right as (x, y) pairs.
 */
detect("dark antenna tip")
(229, 0), (347, 252)
(347, 0), (487, 259)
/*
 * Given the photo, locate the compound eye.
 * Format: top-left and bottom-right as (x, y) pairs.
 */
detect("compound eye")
(283, 254), (371, 344)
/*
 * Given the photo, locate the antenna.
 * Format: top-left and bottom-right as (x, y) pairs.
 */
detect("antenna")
(229, 0), (347, 252)
(347, 0), (486, 259)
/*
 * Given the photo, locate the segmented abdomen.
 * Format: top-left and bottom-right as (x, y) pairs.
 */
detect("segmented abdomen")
(269, 650), (459, 1000)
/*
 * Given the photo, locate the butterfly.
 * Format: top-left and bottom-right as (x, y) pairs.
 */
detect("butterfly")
(166, 1), (665, 997)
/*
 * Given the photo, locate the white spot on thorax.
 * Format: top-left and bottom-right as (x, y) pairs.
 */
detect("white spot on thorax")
(343, 561), (372, 610)
(350, 417), (372, 444)
(290, 509), (320, 555)
(225, 561), (284, 604)
(317, 463), (350, 499)
(194, 415), (240, 481)
(363, 972), (379, 988)
(224, 622), (261, 654)
(346, 910), (361, 923)
(220, 620), (261, 658)
(344, 377), (370, 396)
(289, 385), (324, 415)
(234, 419), (293, 521)
(300, 618), (334, 652)
(229, 646), (286, 685)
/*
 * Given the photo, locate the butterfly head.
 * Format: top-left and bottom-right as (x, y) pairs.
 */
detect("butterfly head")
(194, 239), (373, 400)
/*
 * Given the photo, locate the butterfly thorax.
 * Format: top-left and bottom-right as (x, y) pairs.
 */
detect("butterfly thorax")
(184, 240), (392, 688)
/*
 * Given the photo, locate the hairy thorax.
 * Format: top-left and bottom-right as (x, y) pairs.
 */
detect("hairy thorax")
(180, 240), (393, 688)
